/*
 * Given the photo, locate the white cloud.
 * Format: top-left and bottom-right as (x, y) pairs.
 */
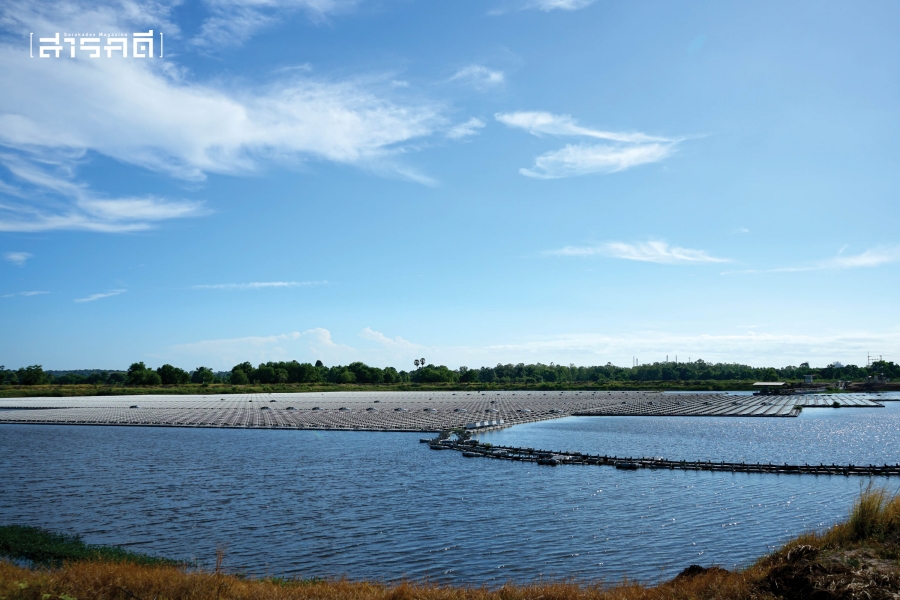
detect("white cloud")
(527, 0), (596, 10)
(0, 0), (180, 41)
(194, 0), (360, 49)
(166, 327), (351, 368)
(156, 325), (900, 371)
(520, 143), (674, 178)
(0, 154), (208, 232)
(193, 281), (327, 290)
(359, 327), (419, 350)
(469, 330), (900, 370)
(3, 251), (32, 265)
(1, 290), (48, 298)
(823, 246), (900, 269)
(0, 0), (444, 232)
(79, 198), (206, 222)
(449, 65), (505, 90)
(161, 327), (430, 370)
(496, 112), (679, 178)
(446, 118), (486, 140)
(74, 289), (126, 303)
(496, 112), (671, 143)
(0, 53), (441, 179)
(722, 245), (900, 275)
(547, 240), (729, 264)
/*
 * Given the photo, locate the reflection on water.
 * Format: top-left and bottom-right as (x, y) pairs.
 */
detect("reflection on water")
(1, 403), (898, 584)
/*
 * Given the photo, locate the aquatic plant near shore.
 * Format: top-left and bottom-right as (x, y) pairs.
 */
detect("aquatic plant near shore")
(0, 525), (180, 568)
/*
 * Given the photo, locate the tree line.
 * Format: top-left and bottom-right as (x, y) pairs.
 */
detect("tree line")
(1, 359), (897, 386)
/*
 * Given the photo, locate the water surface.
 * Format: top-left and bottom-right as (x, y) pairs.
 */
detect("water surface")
(2, 403), (898, 584)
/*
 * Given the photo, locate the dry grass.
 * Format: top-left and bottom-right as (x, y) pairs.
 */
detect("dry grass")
(768, 483), (900, 559)
(4, 487), (900, 600)
(0, 560), (762, 600)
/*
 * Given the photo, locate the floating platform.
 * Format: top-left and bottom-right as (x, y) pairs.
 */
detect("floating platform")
(0, 391), (885, 431)
(429, 439), (900, 477)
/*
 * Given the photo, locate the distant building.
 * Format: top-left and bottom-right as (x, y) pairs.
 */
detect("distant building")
(753, 382), (787, 395)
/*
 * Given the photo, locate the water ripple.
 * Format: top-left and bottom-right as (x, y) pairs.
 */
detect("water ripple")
(2, 404), (898, 584)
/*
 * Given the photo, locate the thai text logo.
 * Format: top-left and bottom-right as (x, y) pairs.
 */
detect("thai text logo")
(31, 31), (163, 58)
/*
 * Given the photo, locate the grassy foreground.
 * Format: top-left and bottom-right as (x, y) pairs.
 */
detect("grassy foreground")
(3, 487), (900, 600)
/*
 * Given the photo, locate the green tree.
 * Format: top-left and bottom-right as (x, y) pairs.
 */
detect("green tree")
(126, 364), (162, 386)
(411, 364), (457, 383)
(383, 366), (400, 384)
(288, 362), (318, 383)
(459, 367), (479, 383)
(230, 369), (249, 384)
(191, 367), (216, 384)
(85, 372), (108, 385)
(19, 365), (48, 386)
(157, 364), (190, 385)
(127, 362), (149, 386)
(255, 365), (275, 384)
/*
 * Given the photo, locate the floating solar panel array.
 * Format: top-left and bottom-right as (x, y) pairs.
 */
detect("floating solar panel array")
(0, 391), (885, 431)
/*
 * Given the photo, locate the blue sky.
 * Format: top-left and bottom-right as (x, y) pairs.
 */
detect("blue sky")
(1, 0), (898, 371)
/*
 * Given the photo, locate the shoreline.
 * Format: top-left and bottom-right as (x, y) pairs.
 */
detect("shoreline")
(1, 381), (897, 399)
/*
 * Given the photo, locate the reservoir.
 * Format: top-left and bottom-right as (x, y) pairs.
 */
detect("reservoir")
(1, 396), (898, 584)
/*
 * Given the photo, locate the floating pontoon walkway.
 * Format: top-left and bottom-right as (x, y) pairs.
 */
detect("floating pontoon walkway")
(0, 391), (885, 431)
(429, 439), (900, 477)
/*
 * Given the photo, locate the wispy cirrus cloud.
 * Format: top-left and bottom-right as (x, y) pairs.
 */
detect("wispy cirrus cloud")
(496, 112), (680, 178)
(0, 0), (445, 233)
(496, 112), (670, 143)
(547, 240), (729, 264)
(528, 0), (596, 10)
(0, 156), (208, 232)
(74, 289), (126, 303)
(722, 245), (900, 275)
(194, 0), (360, 49)
(193, 281), (328, 290)
(3, 251), (32, 265)
(520, 143), (674, 179)
(0, 52), (443, 180)
(449, 65), (505, 90)
(446, 118), (486, 140)
(1, 290), (48, 298)
(824, 246), (900, 269)
(490, 0), (595, 15)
